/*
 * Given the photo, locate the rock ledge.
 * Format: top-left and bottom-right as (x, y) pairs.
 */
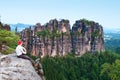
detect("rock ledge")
(0, 53), (42, 80)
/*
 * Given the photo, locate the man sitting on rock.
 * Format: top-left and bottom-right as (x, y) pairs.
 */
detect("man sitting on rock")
(15, 40), (44, 79)
(16, 40), (35, 66)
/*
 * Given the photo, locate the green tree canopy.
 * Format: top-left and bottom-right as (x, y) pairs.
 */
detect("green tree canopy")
(41, 51), (120, 80)
(0, 30), (20, 54)
(101, 59), (120, 80)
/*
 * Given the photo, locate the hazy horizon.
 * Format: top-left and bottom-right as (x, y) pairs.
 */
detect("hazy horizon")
(0, 0), (120, 29)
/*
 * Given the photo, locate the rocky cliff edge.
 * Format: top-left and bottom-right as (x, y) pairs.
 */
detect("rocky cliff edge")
(0, 53), (42, 80)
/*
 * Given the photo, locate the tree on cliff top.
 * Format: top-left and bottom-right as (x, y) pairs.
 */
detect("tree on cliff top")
(0, 29), (19, 54)
(80, 18), (94, 26)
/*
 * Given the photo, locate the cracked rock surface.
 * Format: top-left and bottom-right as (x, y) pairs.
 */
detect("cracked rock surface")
(0, 53), (42, 80)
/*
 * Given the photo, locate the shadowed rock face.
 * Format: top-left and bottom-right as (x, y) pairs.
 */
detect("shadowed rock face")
(21, 19), (104, 57)
(0, 53), (42, 80)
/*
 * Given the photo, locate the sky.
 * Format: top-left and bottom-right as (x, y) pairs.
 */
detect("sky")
(0, 0), (120, 29)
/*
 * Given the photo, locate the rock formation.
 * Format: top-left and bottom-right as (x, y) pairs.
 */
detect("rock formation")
(21, 19), (104, 57)
(72, 19), (104, 55)
(0, 53), (44, 80)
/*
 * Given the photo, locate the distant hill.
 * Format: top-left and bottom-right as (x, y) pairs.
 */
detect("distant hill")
(9, 23), (33, 32)
(104, 27), (120, 41)
(104, 27), (120, 34)
(104, 27), (120, 51)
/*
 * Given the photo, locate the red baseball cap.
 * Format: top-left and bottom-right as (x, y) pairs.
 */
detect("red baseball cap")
(18, 40), (23, 45)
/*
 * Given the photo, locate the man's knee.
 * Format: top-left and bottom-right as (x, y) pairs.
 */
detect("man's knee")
(17, 55), (29, 60)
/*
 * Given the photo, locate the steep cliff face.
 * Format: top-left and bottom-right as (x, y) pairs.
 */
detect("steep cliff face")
(72, 19), (104, 55)
(21, 19), (104, 57)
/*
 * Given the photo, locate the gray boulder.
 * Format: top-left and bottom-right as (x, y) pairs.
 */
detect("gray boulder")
(0, 53), (42, 80)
